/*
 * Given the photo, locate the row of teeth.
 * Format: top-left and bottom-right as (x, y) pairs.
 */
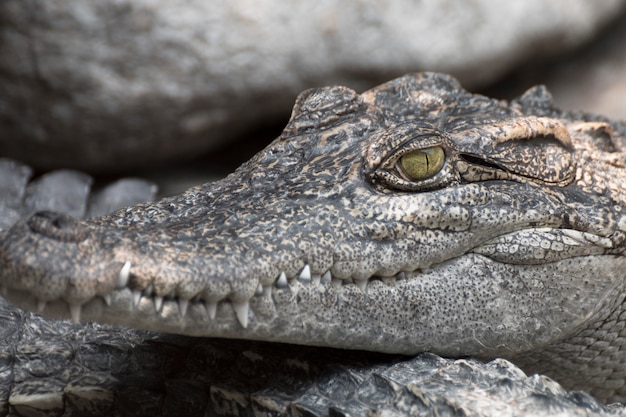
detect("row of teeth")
(267, 265), (405, 293)
(33, 261), (408, 328)
(118, 262), (409, 328)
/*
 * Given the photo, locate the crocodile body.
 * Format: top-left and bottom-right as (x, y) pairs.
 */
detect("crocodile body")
(1, 73), (626, 413)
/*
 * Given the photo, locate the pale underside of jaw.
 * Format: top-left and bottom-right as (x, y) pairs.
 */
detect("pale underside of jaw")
(2, 227), (616, 334)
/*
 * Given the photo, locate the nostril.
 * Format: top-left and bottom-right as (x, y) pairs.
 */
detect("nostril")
(33, 211), (66, 228)
(27, 211), (89, 242)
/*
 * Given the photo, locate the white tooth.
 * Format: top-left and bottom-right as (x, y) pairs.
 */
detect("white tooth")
(332, 278), (342, 288)
(355, 278), (367, 292)
(311, 274), (321, 286)
(298, 264), (311, 282)
(254, 283), (264, 296)
(132, 290), (141, 307)
(232, 300), (249, 328)
(118, 261), (131, 287)
(69, 303), (81, 323)
(103, 294), (112, 306)
(276, 272), (288, 288)
(321, 271), (332, 284)
(154, 296), (164, 312)
(178, 298), (189, 317)
(206, 300), (217, 320)
(382, 277), (396, 285)
(37, 299), (46, 313)
(144, 284), (154, 296)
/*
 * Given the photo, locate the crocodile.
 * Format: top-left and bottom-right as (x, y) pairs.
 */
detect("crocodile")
(1, 72), (626, 414)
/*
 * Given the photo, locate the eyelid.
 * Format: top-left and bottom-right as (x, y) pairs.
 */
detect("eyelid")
(364, 123), (455, 192)
(365, 123), (444, 173)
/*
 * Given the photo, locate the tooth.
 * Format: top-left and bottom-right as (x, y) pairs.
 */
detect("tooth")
(103, 294), (112, 306)
(132, 290), (141, 307)
(254, 283), (264, 296)
(118, 261), (131, 287)
(178, 298), (189, 317)
(144, 284), (153, 296)
(37, 299), (46, 313)
(321, 271), (332, 284)
(332, 278), (342, 288)
(298, 264), (311, 282)
(154, 296), (164, 312)
(276, 272), (288, 288)
(69, 303), (81, 323)
(232, 300), (250, 328)
(312, 274), (321, 286)
(206, 300), (217, 320)
(354, 278), (367, 292)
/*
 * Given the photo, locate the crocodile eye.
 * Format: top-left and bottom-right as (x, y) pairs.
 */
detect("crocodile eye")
(399, 146), (445, 180)
(365, 123), (455, 192)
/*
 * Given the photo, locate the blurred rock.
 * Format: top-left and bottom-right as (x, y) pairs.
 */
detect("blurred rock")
(545, 14), (626, 121)
(0, 159), (157, 231)
(1, 0), (624, 172)
(481, 11), (626, 122)
(87, 178), (158, 217)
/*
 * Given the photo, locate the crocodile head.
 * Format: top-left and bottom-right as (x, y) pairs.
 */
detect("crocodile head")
(1, 73), (625, 363)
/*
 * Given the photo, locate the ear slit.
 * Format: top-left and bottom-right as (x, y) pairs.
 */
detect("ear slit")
(459, 154), (505, 171)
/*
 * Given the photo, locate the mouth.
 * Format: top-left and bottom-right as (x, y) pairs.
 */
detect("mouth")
(2, 225), (618, 328)
(1, 213), (622, 357)
(1, 257), (425, 328)
(470, 227), (614, 264)
(4, 248), (624, 357)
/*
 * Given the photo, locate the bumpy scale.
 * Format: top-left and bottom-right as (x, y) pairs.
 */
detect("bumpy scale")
(1, 73), (625, 403)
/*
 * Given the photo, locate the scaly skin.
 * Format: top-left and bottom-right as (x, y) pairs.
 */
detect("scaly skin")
(1, 73), (625, 403)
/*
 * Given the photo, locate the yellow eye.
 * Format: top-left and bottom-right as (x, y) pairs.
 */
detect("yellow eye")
(399, 146), (445, 180)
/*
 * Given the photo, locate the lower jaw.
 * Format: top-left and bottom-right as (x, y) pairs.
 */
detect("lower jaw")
(5, 253), (624, 357)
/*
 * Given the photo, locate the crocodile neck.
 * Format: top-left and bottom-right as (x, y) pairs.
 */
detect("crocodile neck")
(1, 73), (625, 402)
(513, 291), (626, 403)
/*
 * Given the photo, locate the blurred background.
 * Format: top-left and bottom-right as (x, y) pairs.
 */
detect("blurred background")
(1, 0), (625, 198)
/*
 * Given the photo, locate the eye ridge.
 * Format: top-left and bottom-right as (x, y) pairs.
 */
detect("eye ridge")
(398, 146), (445, 181)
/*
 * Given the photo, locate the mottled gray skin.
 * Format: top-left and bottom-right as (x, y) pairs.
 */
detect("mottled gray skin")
(1, 73), (626, 404)
(2, 295), (623, 417)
